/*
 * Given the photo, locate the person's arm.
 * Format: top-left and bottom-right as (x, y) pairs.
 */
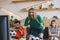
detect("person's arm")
(55, 28), (59, 37)
(49, 28), (59, 36)
(49, 28), (52, 36)
(37, 15), (45, 29)
(57, 30), (59, 37)
(48, 28), (55, 36)
(24, 17), (30, 28)
(49, 29), (56, 36)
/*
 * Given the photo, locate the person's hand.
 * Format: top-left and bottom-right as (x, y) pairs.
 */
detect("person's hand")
(42, 26), (45, 30)
(27, 25), (30, 28)
(40, 23), (45, 30)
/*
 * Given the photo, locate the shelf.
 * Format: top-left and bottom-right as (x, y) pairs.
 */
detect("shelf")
(36, 8), (60, 11)
(20, 8), (60, 12)
(12, 0), (44, 3)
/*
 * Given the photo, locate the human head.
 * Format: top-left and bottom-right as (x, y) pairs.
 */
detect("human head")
(50, 20), (56, 28)
(28, 8), (37, 19)
(14, 20), (20, 27)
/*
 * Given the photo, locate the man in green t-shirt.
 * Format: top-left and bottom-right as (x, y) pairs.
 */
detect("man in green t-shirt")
(24, 8), (44, 40)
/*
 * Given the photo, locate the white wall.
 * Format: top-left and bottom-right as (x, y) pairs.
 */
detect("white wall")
(0, 0), (60, 20)
(37, 11), (60, 19)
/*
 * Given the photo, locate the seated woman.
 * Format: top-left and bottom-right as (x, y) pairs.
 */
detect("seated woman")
(48, 20), (59, 40)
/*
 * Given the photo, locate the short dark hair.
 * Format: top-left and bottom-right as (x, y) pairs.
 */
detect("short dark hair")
(14, 20), (20, 24)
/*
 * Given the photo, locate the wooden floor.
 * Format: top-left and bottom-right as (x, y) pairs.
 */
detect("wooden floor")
(10, 38), (60, 40)
(10, 38), (26, 40)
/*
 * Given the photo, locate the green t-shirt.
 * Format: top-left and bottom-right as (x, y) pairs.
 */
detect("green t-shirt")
(24, 15), (44, 29)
